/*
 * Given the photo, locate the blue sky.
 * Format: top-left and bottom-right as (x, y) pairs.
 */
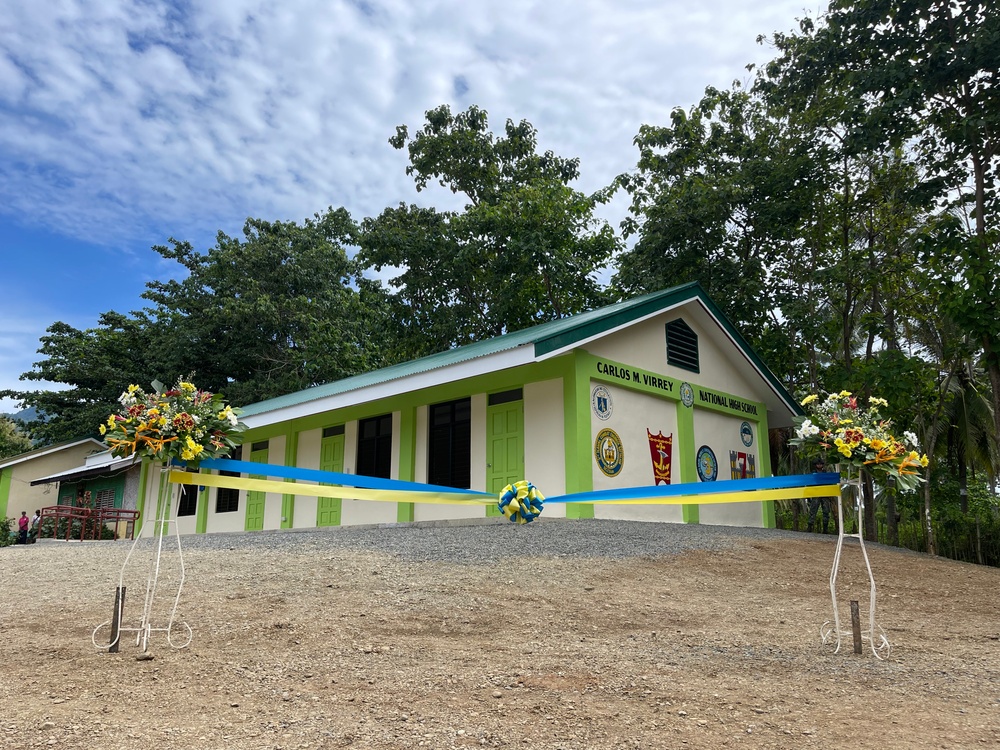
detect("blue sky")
(0, 0), (821, 412)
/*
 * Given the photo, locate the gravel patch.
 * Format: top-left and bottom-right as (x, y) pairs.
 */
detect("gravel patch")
(110, 517), (813, 562)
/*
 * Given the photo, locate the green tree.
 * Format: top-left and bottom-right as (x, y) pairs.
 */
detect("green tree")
(6, 209), (395, 444)
(2, 311), (158, 444)
(358, 105), (619, 358)
(143, 208), (393, 407)
(0, 416), (33, 459)
(614, 85), (809, 360)
(764, 0), (1000, 461)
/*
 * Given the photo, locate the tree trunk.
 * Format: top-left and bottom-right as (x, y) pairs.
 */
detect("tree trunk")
(922, 466), (936, 556)
(863, 472), (877, 542)
(886, 479), (898, 547)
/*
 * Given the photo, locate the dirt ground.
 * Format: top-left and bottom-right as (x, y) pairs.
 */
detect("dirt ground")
(2, 524), (999, 749)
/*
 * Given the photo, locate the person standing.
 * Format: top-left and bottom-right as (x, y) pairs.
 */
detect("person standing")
(30, 509), (40, 543)
(17, 511), (29, 544)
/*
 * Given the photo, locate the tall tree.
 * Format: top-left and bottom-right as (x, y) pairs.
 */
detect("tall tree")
(6, 209), (394, 444)
(764, 0), (1000, 458)
(614, 85), (810, 358)
(143, 208), (392, 407)
(2, 311), (158, 445)
(358, 105), (619, 358)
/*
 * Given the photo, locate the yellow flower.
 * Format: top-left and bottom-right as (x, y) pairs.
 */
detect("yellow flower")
(839, 390), (852, 397)
(107, 415), (116, 428)
(920, 455), (929, 467)
(180, 382), (196, 393)
(870, 438), (886, 450)
(99, 424), (107, 435)
(147, 408), (160, 417)
(801, 394), (818, 405)
(128, 384), (141, 393)
(838, 445), (853, 457)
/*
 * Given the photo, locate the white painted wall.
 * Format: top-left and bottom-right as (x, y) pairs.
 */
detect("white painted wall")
(292, 427), (322, 528)
(205, 443), (248, 534)
(693, 407), (764, 527)
(590, 383), (683, 523)
(524, 379), (566, 518)
(585, 308), (759, 402)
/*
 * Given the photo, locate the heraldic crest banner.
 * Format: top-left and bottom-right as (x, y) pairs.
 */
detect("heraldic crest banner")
(646, 430), (673, 485)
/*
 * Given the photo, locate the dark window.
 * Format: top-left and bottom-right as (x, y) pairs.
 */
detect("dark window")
(665, 318), (699, 373)
(94, 488), (116, 509)
(322, 425), (345, 438)
(177, 484), (198, 516)
(251, 440), (269, 452)
(428, 399), (471, 488)
(488, 388), (522, 406)
(215, 471), (240, 513)
(357, 414), (392, 479)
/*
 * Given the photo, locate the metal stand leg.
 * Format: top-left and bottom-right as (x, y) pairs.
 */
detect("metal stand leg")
(820, 466), (890, 659)
(93, 465), (192, 652)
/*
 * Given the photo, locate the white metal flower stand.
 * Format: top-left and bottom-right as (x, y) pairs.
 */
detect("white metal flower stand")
(92, 466), (192, 652)
(820, 465), (890, 658)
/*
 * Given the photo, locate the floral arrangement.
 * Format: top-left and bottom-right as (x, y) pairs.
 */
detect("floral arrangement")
(789, 391), (928, 492)
(101, 379), (246, 466)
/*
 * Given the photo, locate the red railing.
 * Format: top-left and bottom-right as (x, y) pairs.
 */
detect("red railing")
(37, 505), (140, 542)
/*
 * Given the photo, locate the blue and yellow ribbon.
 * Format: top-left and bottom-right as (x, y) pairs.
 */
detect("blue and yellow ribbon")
(169, 460), (840, 513)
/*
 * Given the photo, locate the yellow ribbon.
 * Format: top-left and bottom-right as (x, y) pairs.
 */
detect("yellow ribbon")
(585, 485), (840, 505)
(170, 471), (838, 507)
(168, 471), (493, 506)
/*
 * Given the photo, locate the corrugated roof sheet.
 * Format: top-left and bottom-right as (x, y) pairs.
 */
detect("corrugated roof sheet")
(239, 282), (800, 418)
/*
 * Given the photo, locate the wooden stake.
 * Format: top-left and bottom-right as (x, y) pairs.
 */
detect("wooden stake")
(850, 600), (863, 655)
(109, 586), (125, 653)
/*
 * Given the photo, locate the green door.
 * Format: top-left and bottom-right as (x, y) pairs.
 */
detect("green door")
(245, 446), (268, 531)
(485, 397), (524, 517)
(318, 431), (344, 527)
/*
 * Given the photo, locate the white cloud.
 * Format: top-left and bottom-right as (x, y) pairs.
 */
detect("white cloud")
(0, 0), (822, 403)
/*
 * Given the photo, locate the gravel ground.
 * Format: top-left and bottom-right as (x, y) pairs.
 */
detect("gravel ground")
(169, 517), (813, 560)
(3, 518), (998, 750)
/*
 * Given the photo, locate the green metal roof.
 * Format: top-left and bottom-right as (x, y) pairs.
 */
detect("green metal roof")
(241, 282), (802, 418)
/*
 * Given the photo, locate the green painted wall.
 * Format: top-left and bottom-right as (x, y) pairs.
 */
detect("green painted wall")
(396, 405), (416, 523)
(675, 392), (699, 524)
(0, 468), (11, 519)
(281, 427), (298, 529)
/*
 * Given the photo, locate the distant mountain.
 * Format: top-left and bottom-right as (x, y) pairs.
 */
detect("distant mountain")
(1, 407), (39, 423)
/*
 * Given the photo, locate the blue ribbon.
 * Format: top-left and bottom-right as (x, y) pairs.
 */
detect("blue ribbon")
(544, 472), (842, 504)
(191, 457), (494, 496)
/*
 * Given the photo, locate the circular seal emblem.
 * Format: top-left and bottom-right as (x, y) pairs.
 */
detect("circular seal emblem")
(591, 385), (613, 421)
(680, 382), (694, 408)
(594, 428), (624, 477)
(740, 421), (754, 447)
(696, 445), (718, 482)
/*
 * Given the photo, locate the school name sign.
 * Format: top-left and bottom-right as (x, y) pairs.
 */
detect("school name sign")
(592, 357), (761, 417)
(697, 389), (760, 416)
(595, 360), (675, 394)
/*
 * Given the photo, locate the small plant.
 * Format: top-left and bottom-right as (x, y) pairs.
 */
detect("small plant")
(0, 516), (14, 547)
